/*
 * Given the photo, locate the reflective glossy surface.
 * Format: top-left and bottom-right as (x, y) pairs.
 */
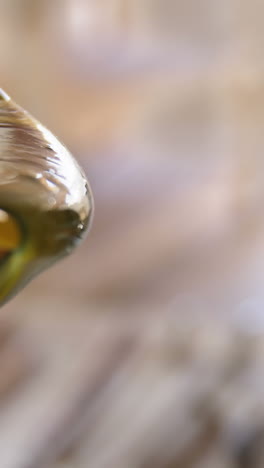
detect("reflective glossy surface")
(0, 89), (93, 305)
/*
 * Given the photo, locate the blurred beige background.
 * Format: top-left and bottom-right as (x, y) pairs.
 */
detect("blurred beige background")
(1, 1), (264, 467)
